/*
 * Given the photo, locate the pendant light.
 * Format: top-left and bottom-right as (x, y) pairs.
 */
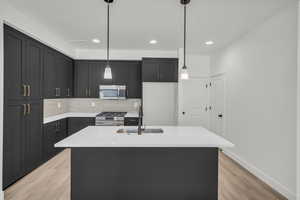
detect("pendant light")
(180, 0), (190, 80)
(104, 0), (113, 79)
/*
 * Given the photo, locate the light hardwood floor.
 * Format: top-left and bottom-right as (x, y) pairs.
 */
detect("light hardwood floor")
(5, 149), (287, 200)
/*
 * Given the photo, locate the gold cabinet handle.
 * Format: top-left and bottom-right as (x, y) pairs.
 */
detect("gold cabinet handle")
(27, 85), (31, 97)
(23, 85), (27, 97)
(27, 104), (31, 115)
(23, 104), (27, 116)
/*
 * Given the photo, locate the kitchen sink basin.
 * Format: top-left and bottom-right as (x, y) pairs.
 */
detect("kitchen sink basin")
(116, 128), (163, 134)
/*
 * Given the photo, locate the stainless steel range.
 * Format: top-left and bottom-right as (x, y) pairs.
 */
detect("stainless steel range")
(95, 112), (127, 126)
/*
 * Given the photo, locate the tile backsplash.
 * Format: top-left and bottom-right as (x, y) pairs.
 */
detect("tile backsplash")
(44, 98), (141, 118)
(44, 99), (69, 117)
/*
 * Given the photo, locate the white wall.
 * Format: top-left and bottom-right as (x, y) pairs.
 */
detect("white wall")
(297, 1), (300, 199)
(211, 4), (297, 199)
(0, 0), (4, 198)
(143, 83), (178, 125)
(2, 0), (75, 57)
(75, 49), (178, 60)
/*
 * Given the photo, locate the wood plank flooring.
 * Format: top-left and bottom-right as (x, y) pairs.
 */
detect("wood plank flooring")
(4, 149), (287, 200)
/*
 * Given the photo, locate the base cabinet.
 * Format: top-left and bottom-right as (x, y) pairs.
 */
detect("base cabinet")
(3, 101), (43, 189)
(43, 119), (67, 161)
(68, 117), (95, 136)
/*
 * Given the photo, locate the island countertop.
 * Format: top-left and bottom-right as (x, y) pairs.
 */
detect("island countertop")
(55, 126), (234, 148)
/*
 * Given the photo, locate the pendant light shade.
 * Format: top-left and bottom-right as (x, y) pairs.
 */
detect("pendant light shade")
(104, 0), (113, 79)
(104, 64), (112, 79)
(181, 66), (189, 80)
(180, 0), (190, 80)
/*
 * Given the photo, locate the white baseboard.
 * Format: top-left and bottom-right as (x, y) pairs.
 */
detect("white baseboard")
(223, 149), (296, 200)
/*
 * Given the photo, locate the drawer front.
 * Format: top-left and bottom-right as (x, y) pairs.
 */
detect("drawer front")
(125, 117), (139, 126)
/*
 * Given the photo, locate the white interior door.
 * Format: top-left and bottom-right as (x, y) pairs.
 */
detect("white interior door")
(178, 78), (210, 128)
(210, 76), (225, 136)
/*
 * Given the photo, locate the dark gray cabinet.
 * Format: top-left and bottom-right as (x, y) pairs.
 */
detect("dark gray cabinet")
(43, 47), (73, 99)
(142, 58), (178, 82)
(124, 117), (139, 126)
(3, 101), (43, 188)
(74, 60), (142, 98)
(25, 39), (43, 100)
(68, 117), (95, 136)
(43, 119), (67, 161)
(4, 25), (43, 102)
(74, 61), (94, 98)
(3, 25), (44, 189)
(4, 25), (24, 102)
(3, 102), (25, 189)
(24, 101), (43, 174)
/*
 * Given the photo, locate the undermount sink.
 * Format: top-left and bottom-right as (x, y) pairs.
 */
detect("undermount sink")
(116, 128), (164, 135)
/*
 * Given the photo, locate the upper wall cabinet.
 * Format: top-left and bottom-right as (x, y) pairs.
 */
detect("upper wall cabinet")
(43, 47), (73, 99)
(142, 58), (178, 82)
(74, 60), (142, 98)
(4, 25), (43, 102)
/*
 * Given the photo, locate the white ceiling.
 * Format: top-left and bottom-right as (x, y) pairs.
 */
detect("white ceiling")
(8, 0), (296, 53)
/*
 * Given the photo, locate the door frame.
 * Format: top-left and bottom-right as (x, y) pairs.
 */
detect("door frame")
(210, 73), (226, 137)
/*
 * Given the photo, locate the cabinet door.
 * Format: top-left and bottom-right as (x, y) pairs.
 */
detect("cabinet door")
(158, 59), (178, 82)
(111, 61), (129, 85)
(56, 55), (69, 98)
(24, 101), (43, 173)
(43, 121), (57, 161)
(89, 61), (104, 98)
(4, 26), (26, 101)
(55, 119), (68, 153)
(25, 39), (43, 100)
(66, 59), (74, 98)
(3, 102), (26, 188)
(43, 47), (57, 98)
(127, 61), (142, 98)
(142, 59), (159, 82)
(68, 118), (94, 136)
(75, 61), (90, 98)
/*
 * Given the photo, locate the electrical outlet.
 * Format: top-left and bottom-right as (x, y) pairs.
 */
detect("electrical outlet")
(91, 102), (96, 107)
(57, 102), (62, 109)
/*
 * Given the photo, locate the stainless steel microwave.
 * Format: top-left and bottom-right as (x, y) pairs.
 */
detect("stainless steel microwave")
(99, 85), (127, 100)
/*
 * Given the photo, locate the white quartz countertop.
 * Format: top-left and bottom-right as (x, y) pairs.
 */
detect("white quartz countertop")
(44, 113), (99, 124)
(55, 126), (234, 148)
(44, 112), (139, 124)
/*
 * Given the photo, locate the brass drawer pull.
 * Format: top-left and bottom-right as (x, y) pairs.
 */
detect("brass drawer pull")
(23, 84), (27, 97)
(27, 85), (31, 97)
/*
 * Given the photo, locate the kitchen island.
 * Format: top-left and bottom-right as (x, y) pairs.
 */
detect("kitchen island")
(55, 126), (233, 200)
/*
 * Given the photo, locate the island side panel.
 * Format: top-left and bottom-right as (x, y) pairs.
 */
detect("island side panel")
(71, 148), (219, 200)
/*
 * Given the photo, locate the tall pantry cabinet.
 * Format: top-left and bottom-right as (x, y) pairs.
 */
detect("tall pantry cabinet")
(3, 25), (43, 188)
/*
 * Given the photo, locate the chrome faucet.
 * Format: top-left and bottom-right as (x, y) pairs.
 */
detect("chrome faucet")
(138, 105), (143, 135)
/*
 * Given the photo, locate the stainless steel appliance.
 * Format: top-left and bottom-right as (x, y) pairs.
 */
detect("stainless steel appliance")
(95, 112), (127, 126)
(99, 85), (126, 100)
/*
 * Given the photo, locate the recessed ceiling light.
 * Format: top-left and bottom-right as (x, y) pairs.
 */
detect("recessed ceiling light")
(149, 40), (158, 44)
(92, 38), (101, 44)
(205, 41), (214, 46)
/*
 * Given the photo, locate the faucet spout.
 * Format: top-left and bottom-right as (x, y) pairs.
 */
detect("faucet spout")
(138, 105), (143, 135)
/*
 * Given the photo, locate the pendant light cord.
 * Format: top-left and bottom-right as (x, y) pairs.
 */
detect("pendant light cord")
(183, 4), (187, 68)
(107, 3), (110, 66)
